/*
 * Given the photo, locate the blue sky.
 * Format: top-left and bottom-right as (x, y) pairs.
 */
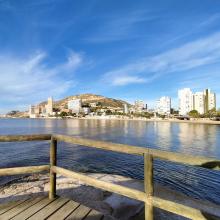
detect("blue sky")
(0, 0), (220, 113)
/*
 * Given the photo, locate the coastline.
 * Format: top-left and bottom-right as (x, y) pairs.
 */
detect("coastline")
(82, 117), (220, 125)
(2, 116), (220, 125)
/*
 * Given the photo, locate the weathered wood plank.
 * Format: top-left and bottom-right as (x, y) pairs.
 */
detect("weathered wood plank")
(0, 197), (43, 219)
(0, 134), (51, 142)
(47, 200), (80, 220)
(52, 166), (146, 202)
(28, 197), (69, 220)
(0, 199), (28, 215)
(84, 209), (103, 220)
(53, 134), (220, 166)
(11, 197), (55, 220)
(49, 137), (57, 199)
(66, 204), (91, 220)
(0, 165), (50, 176)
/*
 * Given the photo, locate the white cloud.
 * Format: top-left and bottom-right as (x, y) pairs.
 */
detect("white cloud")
(84, 10), (156, 43)
(111, 75), (146, 86)
(0, 50), (83, 112)
(199, 13), (220, 27)
(57, 50), (83, 73)
(102, 32), (220, 86)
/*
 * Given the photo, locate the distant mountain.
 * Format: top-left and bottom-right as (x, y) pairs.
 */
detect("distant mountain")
(53, 93), (131, 110)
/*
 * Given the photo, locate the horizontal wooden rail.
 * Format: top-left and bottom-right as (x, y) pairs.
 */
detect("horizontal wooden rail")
(53, 134), (220, 167)
(51, 166), (147, 202)
(0, 134), (51, 142)
(0, 165), (50, 176)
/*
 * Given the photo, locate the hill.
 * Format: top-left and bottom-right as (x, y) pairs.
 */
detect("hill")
(52, 94), (131, 110)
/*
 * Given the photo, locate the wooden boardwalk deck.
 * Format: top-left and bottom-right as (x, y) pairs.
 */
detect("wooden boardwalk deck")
(0, 197), (103, 220)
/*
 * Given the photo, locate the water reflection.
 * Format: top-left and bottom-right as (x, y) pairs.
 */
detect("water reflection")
(178, 123), (218, 156)
(153, 122), (172, 151)
(0, 118), (220, 157)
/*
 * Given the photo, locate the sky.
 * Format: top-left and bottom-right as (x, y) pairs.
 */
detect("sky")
(0, 0), (220, 113)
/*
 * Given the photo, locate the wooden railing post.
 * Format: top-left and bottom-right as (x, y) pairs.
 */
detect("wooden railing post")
(49, 137), (57, 199)
(144, 152), (154, 220)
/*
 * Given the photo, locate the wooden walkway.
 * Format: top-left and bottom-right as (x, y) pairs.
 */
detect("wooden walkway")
(0, 197), (103, 220)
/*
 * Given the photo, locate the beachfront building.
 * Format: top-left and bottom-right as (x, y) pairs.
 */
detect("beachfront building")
(123, 104), (129, 114)
(204, 89), (216, 112)
(29, 105), (41, 118)
(179, 88), (216, 115)
(82, 107), (91, 115)
(178, 88), (194, 115)
(193, 92), (205, 114)
(45, 97), (53, 116)
(29, 97), (54, 118)
(29, 105), (37, 118)
(134, 100), (144, 113)
(68, 99), (82, 114)
(156, 96), (171, 115)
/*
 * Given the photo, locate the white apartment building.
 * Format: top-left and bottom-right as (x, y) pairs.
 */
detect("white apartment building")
(134, 100), (144, 113)
(193, 92), (205, 114)
(179, 88), (216, 115)
(29, 105), (37, 118)
(123, 104), (128, 114)
(204, 89), (216, 112)
(178, 88), (194, 115)
(156, 96), (171, 115)
(68, 99), (82, 114)
(45, 97), (53, 116)
(29, 105), (40, 118)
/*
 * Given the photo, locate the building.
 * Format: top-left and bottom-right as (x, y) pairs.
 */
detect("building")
(193, 92), (205, 114)
(45, 97), (53, 116)
(156, 96), (171, 115)
(29, 105), (40, 118)
(178, 88), (194, 115)
(29, 105), (36, 118)
(204, 89), (216, 113)
(90, 103), (97, 108)
(82, 107), (91, 115)
(134, 100), (144, 113)
(123, 104), (128, 114)
(68, 99), (82, 114)
(179, 88), (216, 115)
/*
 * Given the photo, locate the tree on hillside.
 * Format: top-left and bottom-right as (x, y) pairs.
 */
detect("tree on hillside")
(7, 110), (20, 116)
(205, 108), (217, 118)
(105, 110), (112, 115)
(189, 110), (199, 118)
(60, 112), (68, 118)
(82, 103), (90, 108)
(96, 102), (102, 107)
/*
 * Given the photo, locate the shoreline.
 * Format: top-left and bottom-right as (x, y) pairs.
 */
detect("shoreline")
(82, 117), (220, 125)
(1, 116), (220, 125)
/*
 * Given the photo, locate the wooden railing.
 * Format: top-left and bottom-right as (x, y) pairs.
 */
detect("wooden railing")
(0, 134), (220, 220)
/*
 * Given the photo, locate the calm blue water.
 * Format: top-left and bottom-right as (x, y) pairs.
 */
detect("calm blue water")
(0, 118), (220, 204)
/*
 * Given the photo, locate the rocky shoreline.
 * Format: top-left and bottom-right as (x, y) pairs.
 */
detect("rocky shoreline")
(1, 173), (220, 219)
